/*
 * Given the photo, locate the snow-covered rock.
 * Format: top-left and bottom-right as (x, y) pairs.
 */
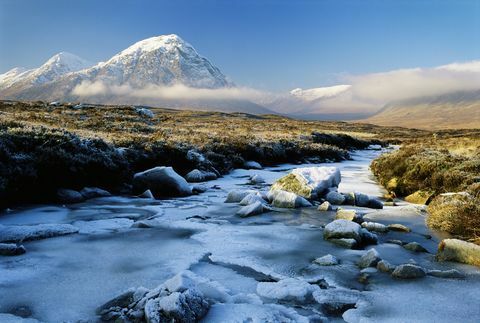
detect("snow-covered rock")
(239, 193), (267, 206)
(256, 278), (317, 302)
(0, 243), (26, 256)
(270, 190), (312, 208)
(313, 254), (339, 266)
(133, 166), (192, 198)
(225, 190), (257, 203)
(313, 288), (362, 316)
(249, 174), (266, 184)
(0, 223), (79, 243)
(377, 260), (395, 273)
(323, 219), (362, 243)
(185, 169), (217, 182)
(270, 166), (341, 199)
(236, 201), (266, 218)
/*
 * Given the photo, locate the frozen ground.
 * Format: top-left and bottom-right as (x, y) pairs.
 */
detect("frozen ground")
(0, 149), (479, 322)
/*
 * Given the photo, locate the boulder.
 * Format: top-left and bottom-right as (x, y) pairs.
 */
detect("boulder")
(133, 166), (192, 198)
(317, 201), (332, 211)
(0, 223), (79, 243)
(367, 198), (384, 209)
(0, 243), (26, 256)
(358, 248), (381, 268)
(377, 260), (395, 273)
(313, 288), (361, 316)
(325, 191), (346, 205)
(313, 254), (339, 266)
(392, 264), (426, 279)
(427, 269), (465, 279)
(361, 222), (388, 233)
(405, 190), (435, 205)
(244, 161), (262, 169)
(80, 187), (111, 199)
(354, 192), (370, 207)
(270, 190), (312, 208)
(239, 193), (267, 206)
(436, 238), (480, 267)
(192, 185), (208, 194)
(360, 228), (378, 245)
(323, 219), (362, 243)
(236, 201), (266, 218)
(57, 188), (84, 204)
(225, 190), (257, 203)
(185, 169), (217, 183)
(270, 167), (340, 199)
(388, 223), (411, 232)
(403, 242), (428, 253)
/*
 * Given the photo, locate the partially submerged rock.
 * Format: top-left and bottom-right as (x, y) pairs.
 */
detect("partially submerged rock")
(392, 264), (426, 279)
(270, 190), (312, 208)
(361, 222), (388, 233)
(436, 238), (480, 267)
(0, 223), (79, 243)
(133, 166), (192, 198)
(138, 189), (154, 199)
(318, 201), (333, 211)
(403, 242), (428, 253)
(244, 161), (262, 169)
(325, 191), (345, 205)
(377, 260), (395, 273)
(388, 223), (411, 232)
(313, 288), (361, 316)
(80, 187), (111, 199)
(313, 254), (339, 266)
(367, 198), (384, 209)
(358, 248), (381, 268)
(257, 278), (317, 303)
(185, 169), (217, 183)
(427, 269), (465, 279)
(324, 219), (362, 243)
(239, 193), (267, 206)
(225, 190), (257, 203)
(249, 174), (266, 184)
(329, 238), (358, 249)
(57, 188), (84, 203)
(0, 243), (26, 256)
(270, 166), (340, 199)
(354, 192), (370, 207)
(236, 201), (267, 218)
(335, 208), (363, 223)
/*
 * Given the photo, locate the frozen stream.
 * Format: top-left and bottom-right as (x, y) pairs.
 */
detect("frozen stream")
(1, 149), (479, 322)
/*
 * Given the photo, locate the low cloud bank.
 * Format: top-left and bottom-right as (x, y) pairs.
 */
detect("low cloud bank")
(72, 81), (269, 102)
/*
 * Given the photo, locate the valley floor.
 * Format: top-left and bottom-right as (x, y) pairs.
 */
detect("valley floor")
(1, 150), (479, 322)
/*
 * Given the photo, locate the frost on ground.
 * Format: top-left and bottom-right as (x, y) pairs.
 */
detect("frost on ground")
(0, 150), (480, 322)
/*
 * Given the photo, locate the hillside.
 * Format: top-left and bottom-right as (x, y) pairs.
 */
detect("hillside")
(361, 90), (480, 130)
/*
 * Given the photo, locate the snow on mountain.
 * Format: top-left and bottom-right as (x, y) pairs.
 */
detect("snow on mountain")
(0, 52), (92, 90)
(290, 85), (351, 101)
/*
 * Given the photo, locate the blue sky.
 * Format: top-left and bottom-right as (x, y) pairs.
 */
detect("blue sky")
(1, 0), (479, 90)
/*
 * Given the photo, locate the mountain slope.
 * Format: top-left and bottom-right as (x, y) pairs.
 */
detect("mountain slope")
(361, 90), (480, 129)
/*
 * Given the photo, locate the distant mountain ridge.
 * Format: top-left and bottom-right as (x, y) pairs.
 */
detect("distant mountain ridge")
(0, 35), (275, 114)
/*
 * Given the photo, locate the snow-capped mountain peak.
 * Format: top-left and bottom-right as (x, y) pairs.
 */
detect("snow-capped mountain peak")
(116, 34), (191, 56)
(290, 85), (351, 101)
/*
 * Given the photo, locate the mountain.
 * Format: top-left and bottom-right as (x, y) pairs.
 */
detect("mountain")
(0, 35), (276, 114)
(0, 52), (92, 91)
(265, 84), (375, 120)
(360, 90), (480, 130)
